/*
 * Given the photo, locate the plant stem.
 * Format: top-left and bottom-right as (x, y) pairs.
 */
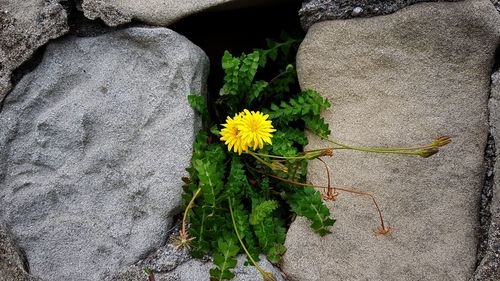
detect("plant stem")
(264, 173), (387, 233)
(228, 199), (266, 276)
(247, 151), (277, 170)
(324, 138), (435, 156)
(317, 157), (336, 200)
(181, 187), (202, 241)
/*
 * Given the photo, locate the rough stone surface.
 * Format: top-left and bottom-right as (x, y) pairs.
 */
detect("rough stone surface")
(0, 0), (68, 102)
(0, 27), (209, 281)
(0, 224), (41, 281)
(108, 224), (285, 281)
(299, 0), (461, 30)
(110, 254), (284, 281)
(81, 0), (287, 27)
(473, 70), (500, 281)
(493, 0), (500, 12)
(283, 1), (500, 281)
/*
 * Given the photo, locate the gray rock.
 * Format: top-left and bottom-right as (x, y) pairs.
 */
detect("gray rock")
(0, 223), (41, 281)
(108, 224), (285, 281)
(493, 0), (500, 12)
(299, 0), (461, 30)
(0, 0), (68, 102)
(283, 1), (500, 281)
(0, 27), (209, 281)
(473, 70), (500, 281)
(111, 254), (284, 281)
(81, 0), (287, 27)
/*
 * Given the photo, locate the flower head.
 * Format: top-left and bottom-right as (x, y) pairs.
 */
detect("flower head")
(220, 113), (247, 155)
(237, 109), (276, 150)
(219, 109), (276, 154)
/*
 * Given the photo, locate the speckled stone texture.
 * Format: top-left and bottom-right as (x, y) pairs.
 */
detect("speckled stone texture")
(299, 0), (461, 30)
(0, 27), (208, 281)
(0, 224), (41, 281)
(282, 0), (500, 280)
(110, 254), (284, 281)
(0, 0), (68, 102)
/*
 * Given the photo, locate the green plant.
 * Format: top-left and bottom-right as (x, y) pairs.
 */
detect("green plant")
(175, 34), (450, 281)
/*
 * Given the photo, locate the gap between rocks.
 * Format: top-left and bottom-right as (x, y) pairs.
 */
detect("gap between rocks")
(475, 47), (500, 274)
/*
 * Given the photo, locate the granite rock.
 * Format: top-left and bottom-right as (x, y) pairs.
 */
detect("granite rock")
(0, 27), (208, 281)
(299, 0), (461, 30)
(110, 254), (284, 281)
(0, 224), (41, 281)
(81, 0), (287, 27)
(283, 0), (500, 280)
(0, 0), (68, 102)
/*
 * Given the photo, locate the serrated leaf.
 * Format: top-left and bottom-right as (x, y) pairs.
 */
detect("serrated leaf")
(249, 200), (279, 225)
(193, 155), (224, 208)
(303, 115), (331, 139)
(286, 187), (335, 236)
(210, 236), (239, 281)
(224, 157), (250, 199)
(265, 89), (330, 125)
(222, 51), (241, 96)
(247, 80), (268, 104)
(188, 94), (208, 117)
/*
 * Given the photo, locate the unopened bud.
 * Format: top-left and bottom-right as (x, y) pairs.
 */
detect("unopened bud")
(271, 161), (288, 173)
(304, 148), (333, 160)
(431, 136), (451, 148)
(419, 147), (439, 158)
(320, 148), (334, 157)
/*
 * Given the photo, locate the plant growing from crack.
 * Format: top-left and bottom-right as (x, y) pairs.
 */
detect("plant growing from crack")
(171, 34), (450, 280)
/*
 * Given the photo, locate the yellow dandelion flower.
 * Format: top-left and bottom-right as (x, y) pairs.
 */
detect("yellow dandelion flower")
(237, 109), (276, 150)
(220, 113), (247, 155)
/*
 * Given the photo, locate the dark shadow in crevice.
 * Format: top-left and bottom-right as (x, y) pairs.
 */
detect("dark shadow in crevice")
(60, 0), (120, 37)
(475, 48), (500, 269)
(476, 133), (495, 267)
(169, 0), (304, 108)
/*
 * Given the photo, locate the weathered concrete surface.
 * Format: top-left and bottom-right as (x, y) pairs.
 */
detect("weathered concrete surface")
(0, 27), (208, 281)
(0, 0), (68, 102)
(81, 0), (288, 27)
(282, 0), (500, 280)
(299, 0), (462, 30)
(474, 70), (500, 281)
(0, 224), (41, 281)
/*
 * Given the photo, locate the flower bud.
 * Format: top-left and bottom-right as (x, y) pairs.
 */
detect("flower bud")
(271, 161), (288, 173)
(419, 147), (439, 158)
(431, 136), (451, 148)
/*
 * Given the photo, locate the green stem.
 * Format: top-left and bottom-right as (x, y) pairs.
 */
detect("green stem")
(247, 151), (276, 170)
(324, 138), (428, 154)
(247, 151), (310, 160)
(228, 199), (266, 276)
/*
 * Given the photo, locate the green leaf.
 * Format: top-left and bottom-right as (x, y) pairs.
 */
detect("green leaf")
(249, 200), (279, 225)
(224, 157), (251, 199)
(303, 115), (331, 139)
(210, 235), (240, 281)
(247, 80), (268, 104)
(188, 94), (208, 117)
(194, 159), (221, 206)
(221, 51), (241, 96)
(270, 128), (308, 157)
(239, 51), (260, 91)
(286, 187), (335, 236)
(265, 89), (330, 124)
